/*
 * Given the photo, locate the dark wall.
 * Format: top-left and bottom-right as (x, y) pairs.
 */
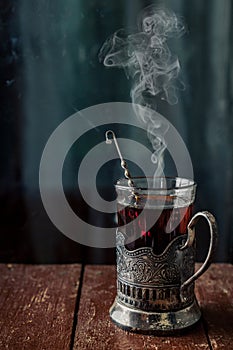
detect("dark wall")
(0, 0), (232, 263)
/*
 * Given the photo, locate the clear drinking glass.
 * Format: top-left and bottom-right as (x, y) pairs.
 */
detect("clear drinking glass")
(116, 177), (196, 254)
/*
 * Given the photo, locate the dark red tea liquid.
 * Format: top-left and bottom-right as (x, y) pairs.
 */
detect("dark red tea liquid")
(117, 204), (193, 255)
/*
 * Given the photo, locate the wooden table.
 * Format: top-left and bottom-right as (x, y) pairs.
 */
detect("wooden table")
(0, 264), (232, 349)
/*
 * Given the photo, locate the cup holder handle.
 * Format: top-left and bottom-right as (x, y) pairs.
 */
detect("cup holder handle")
(179, 211), (218, 301)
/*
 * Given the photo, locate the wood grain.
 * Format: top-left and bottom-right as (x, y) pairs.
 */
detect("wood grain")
(0, 263), (231, 349)
(195, 263), (233, 350)
(74, 265), (210, 350)
(0, 264), (81, 350)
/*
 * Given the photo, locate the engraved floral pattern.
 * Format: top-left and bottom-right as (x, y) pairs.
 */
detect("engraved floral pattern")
(116, 231), (193, 287)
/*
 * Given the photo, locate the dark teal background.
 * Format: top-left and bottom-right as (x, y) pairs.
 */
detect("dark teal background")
(0, 0), (232, 262)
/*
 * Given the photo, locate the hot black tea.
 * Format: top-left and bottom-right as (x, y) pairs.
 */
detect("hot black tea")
(117, 203), (193, 254)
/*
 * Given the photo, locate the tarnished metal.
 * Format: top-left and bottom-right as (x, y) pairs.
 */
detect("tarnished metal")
(110, 211), (218, 333)
(110, 298), (201, 334)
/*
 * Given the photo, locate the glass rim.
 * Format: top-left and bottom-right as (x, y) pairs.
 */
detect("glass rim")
(115, 176), (196, 192)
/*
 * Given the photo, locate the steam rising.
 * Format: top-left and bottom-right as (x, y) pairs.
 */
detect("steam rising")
(99, 7), (185, 179)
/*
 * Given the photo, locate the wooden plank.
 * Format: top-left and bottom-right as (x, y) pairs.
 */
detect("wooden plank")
(0, 264), (81, 350)
(195, 263), (233, 350)
(74, 265), (209, 350)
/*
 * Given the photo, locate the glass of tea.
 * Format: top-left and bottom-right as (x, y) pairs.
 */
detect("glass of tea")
(116, 177), (196, 254)
(110, 176), (218, 334)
